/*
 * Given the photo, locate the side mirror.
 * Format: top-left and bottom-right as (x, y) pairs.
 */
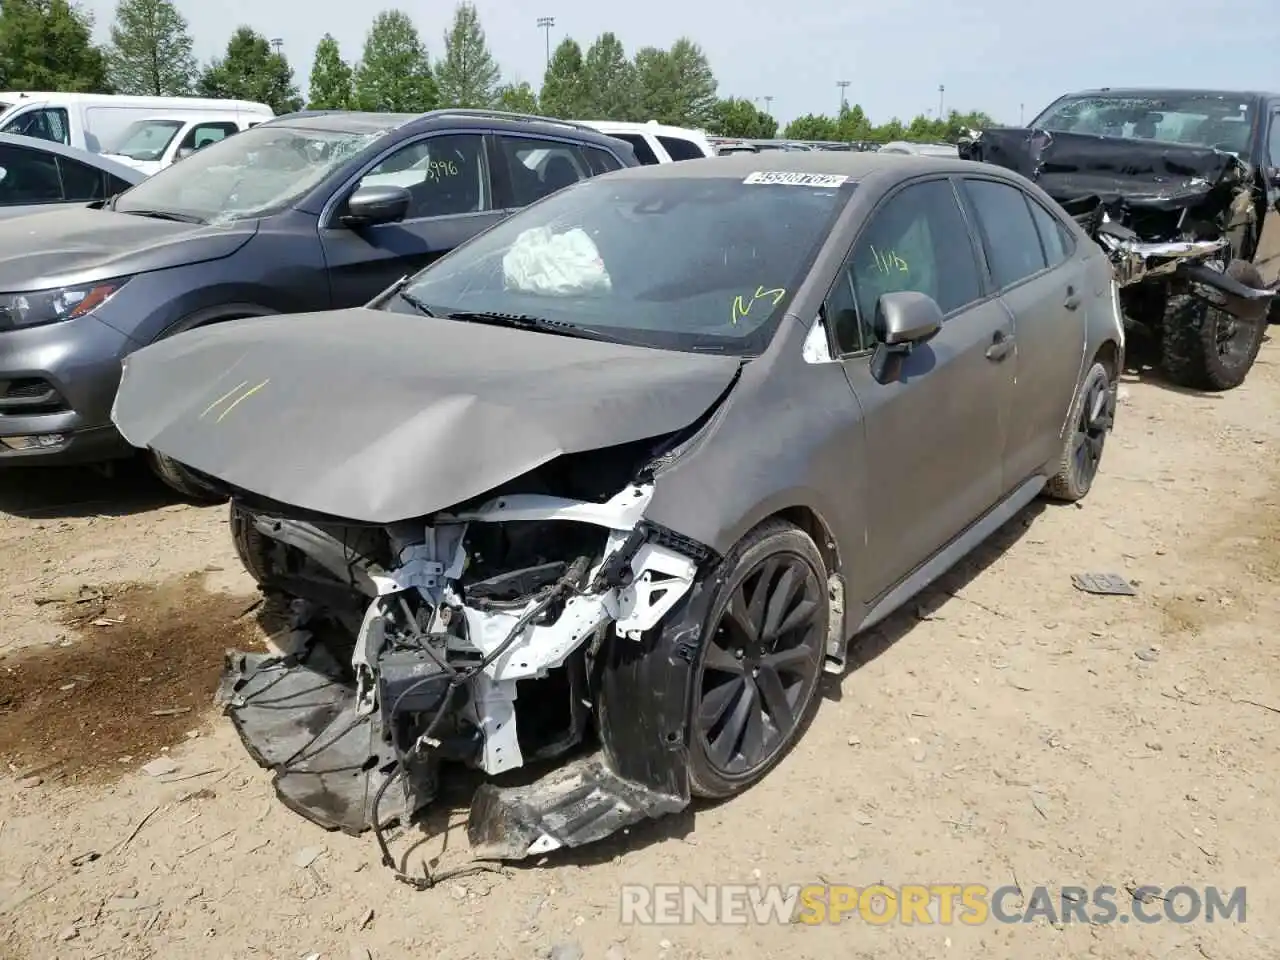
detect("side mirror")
(875, 290), (943, 346)
(176, 147), (194, 160)
(341, 184), (411, 228)
(870, 291), (943, 384)
(1269, 167), (1280, 188)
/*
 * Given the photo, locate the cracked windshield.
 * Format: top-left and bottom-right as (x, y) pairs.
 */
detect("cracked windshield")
(1033, 93), (1255, 155)
(399, 174), (852, 353)
(113, 124), (381, 223)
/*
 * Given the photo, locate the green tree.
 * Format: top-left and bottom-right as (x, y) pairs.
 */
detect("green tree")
(834, 103), (873, 142)
(0, 0), (110, 92)
(581, 32), (637, 120)
(353, 10), (438, 112)
(635, 39), (716, 127)
(197, 27), (302, 113)
(308, 33), (353, 109)
(104, 0), (194, 95)
(783, 113), (838, 141)
(495, 81), (538, 114)
(538, 37), (587, 119)
(435, 2), (500, 108)
(708, 97), (775, 138)
(871, 117), (905, 142)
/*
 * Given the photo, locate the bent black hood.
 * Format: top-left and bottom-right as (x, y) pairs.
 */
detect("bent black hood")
(958, 127), (1250, 211)
(112, 309), (742, 523)
(0, 207), (255, 291)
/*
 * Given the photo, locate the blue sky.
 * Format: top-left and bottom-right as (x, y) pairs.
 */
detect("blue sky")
(80, 0), (1280, 126)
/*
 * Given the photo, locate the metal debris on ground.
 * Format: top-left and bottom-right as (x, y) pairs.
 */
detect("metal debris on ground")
(1071, 572), (1137, 596)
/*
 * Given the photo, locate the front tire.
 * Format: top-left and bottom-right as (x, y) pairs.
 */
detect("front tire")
(687, 519), (829, 800)
(1044, 361), (1113, 503)
(1160, 260), (1268, 391)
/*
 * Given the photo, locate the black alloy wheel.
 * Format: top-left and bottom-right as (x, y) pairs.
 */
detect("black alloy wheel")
(1072, 371), (1112, 491)
(688, 521), (828, 798)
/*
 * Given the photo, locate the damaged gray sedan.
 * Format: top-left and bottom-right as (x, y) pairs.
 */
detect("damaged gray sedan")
(110, 152), (1124, 872)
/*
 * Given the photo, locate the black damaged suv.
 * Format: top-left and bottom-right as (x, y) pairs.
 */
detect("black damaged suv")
(960, 88), (1280, 390)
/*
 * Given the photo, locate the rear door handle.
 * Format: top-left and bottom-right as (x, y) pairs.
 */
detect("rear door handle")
(1064, 285), (1081, 310)
(986, 330), (1014, 362)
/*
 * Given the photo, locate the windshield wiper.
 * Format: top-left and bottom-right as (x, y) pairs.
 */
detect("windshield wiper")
(397, 289), (437, 317)
(440, 310), (616, 341)
(120, 209), (207, 224)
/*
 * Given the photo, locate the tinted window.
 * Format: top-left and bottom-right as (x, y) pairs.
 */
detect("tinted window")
(657, 135), (705, 161)
(181, 121), (240, 152)
(847, 178), (982, 346)
(963, 179), (1048, 289)
(400, 175), (851, 356)
(0, 145), (63, 205)
(1, 108), (69, 145)
(1027, 198), (1071, 267)
(57, 156), (106, 201)
(616, 133), (658, 165)
(581, 145), (622, 175)
(357, 134), (489, 219)
(497, 135), (590, 206)
(1269, 110), (1280, 167)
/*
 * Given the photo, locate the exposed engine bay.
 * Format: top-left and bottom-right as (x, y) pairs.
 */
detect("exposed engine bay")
(958, 127), (1276, 312)
(218, 435), (722, 884)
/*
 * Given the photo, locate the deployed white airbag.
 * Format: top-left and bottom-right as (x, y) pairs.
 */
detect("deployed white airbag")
(502, 226), (612, 295)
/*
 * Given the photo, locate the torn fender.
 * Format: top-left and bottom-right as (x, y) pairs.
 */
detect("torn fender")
(111, 309), (742, 523)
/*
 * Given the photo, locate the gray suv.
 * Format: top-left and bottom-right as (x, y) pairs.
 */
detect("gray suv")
(0, 108), (636, 496)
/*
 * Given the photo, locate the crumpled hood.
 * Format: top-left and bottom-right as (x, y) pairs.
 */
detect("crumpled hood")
(111, 308), (743, 523)
(0, 207), (255, 291)
(958, 128), (1249, 210)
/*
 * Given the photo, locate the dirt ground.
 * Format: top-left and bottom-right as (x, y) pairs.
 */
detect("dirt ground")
(1, 345), (1278, 960)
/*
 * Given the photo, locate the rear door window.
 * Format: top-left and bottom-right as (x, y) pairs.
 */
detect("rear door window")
(656, 135), (705, 161)
(580, 145), (623, 175)
(961, 179), (1049, 289)
(496, 135), (593, 206)
(614, 133), (659, 164)
(1027, 198), (1072, 268)
(0, 144), (64, 205)
(57, 156), (107, 201)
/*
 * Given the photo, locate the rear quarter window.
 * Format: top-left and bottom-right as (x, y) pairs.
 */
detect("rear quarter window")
(656, 135), (706, 162)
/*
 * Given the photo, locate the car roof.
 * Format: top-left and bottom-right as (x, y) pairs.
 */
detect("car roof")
(606, 149), (985, 182)
(264, 109), (634, 152)
(0, 132), (145, 183)
(1058, 87), (1278, 102)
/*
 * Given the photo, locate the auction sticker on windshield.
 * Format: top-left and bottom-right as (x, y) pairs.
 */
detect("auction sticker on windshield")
(743, 171), (848, 187)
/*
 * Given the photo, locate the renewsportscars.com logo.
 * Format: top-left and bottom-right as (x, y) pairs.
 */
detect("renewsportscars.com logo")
(619, 884), (1247, 926)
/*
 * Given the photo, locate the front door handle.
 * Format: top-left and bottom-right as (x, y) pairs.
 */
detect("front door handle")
(1064, 285), (1081, 310)
(986, 330), (1014, 362)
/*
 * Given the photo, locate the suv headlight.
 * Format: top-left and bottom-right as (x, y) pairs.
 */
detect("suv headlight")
(0, 279), (129, 331)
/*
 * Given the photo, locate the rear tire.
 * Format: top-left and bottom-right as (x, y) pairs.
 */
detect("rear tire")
(1160, 260), (1268, 391)
(1044, 361), (1113, 503)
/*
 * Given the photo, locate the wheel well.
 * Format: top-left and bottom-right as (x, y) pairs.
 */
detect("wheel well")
(773, 506), (840, 574)
(1093, 339), (1121, 380)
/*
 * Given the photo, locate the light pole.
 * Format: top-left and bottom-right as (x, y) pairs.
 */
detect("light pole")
(938, 83), (945, 119)
(270, 38), (283, 54)
(836, 80), (850, 114)
(536, 17), (555, 71)
(1020, 103), (1025, 125)
(763, 95), (774, 115)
